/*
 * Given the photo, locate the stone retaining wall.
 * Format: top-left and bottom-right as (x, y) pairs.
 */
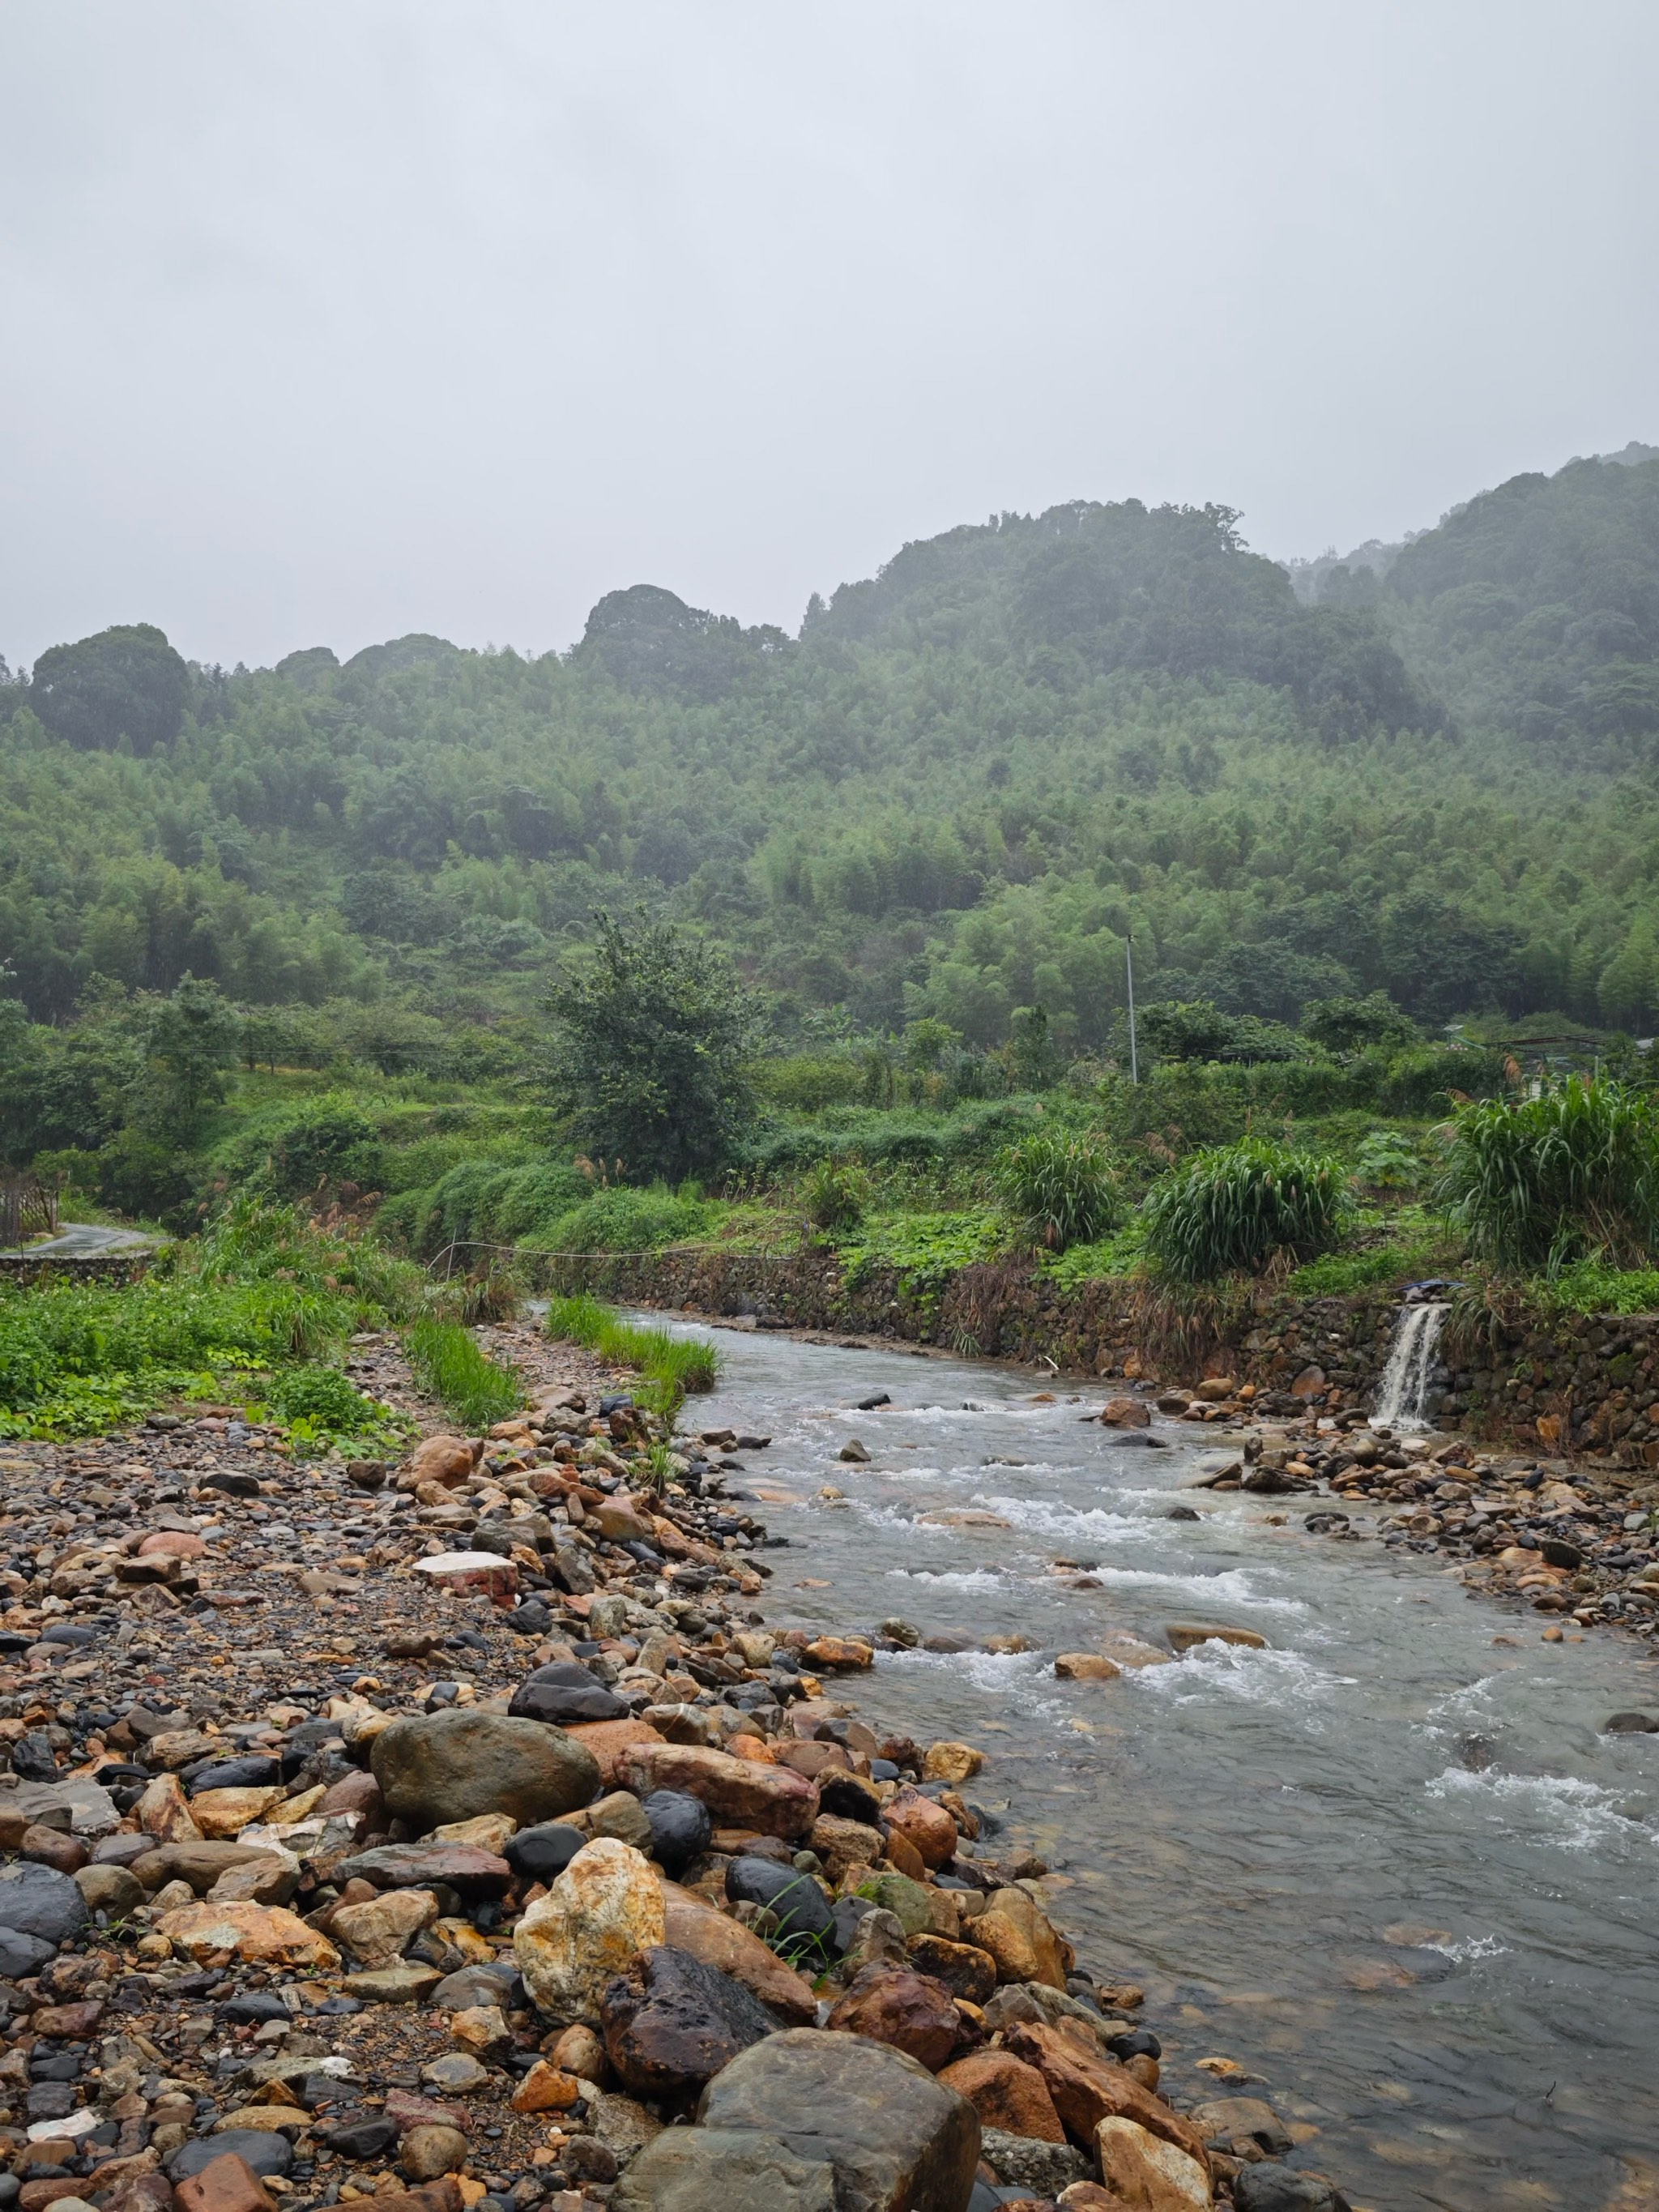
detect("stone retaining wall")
(544, 1246), (1659, 1465)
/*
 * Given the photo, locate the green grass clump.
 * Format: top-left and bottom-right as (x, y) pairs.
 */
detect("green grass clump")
(996, 1132), (1121, 1253)
(542, 1293), (719, 1415)
(1528, 1260), (1659, 1317)
(837, 1209), (1006, 1295)
(1434, 1077), (1659, 1271)
(404, 1314), (523, 1429)
(1143, 1137), (1350, 1283)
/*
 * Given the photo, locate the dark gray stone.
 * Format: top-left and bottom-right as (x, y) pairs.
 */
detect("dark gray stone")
(510, 1663), (630, 1727)
(725, 1856), (835, 1945)
(168, 2133), (294, 2180)
(184, 1757), (281, 1796)
(0, 1928), (57, 1978)
(1234, 2167), (1352, 2212)
(0, 1861), (88, 1945)
(642, 1791), (711, 1876)
(503, 1822), (586, 1884)
(11, 1733), (59, 1783)
(431, 1961), (518, 2010)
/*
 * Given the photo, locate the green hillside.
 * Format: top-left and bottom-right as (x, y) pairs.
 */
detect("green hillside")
(5, 451), (1659, 1088)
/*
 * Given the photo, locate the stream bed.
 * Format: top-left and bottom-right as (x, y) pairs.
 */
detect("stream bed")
(651, 1315), (1659, 2211)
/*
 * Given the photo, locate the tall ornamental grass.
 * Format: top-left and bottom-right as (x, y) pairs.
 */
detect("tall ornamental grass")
(995, 1134), (1121, 1253)
(1434, 1077), (1659, 1271)
(1143, 1137), (1350, 1282)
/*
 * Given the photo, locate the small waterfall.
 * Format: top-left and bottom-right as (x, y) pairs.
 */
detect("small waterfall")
(1370, 1300), (1448, 1432)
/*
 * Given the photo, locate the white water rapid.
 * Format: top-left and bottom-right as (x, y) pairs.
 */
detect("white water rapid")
(1369, 1298), (1448, 1431)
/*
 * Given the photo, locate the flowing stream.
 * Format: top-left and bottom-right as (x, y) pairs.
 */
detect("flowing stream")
(643, 1315), (1659, 2212)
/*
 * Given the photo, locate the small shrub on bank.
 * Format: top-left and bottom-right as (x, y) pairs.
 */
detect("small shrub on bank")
(996, 1133), (1121, 1253)
(804, 1160), (867, 1231)
(1142, 1137), (1351, 1282)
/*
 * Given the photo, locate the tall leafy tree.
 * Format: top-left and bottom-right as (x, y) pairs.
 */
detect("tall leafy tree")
(545, 912), (764, 1182)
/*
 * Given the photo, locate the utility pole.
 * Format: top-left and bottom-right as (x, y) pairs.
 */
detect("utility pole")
(1126, 932), (1138, 1086)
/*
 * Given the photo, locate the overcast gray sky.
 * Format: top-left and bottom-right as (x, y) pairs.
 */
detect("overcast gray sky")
(2, 2), (1655, 670)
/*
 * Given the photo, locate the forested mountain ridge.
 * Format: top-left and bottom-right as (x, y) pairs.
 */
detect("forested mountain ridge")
(4, 451), (1659, 1065)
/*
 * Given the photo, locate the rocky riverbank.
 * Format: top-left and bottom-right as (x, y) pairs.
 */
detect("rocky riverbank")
(0, 1325), (1357, 2212)
(1138, 1377), (1659, 1653)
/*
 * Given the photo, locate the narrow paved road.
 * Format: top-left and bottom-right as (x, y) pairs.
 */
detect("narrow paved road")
(0, 1222), (156, 1258)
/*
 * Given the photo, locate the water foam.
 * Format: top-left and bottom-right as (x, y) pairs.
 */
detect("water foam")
(1424, 1766), (1658, 1851)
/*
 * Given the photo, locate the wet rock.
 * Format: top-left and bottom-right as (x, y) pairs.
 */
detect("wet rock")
(580, 1788), (655, 1851)
(509, 1664), (630, 1728)
(514, 1837), (665, 2023)
(972, 1889), (1065, 1988)
(838, 1440), (871, 1463)
(430, 1961), (516, 2009)
(642, 1789), (712, 1874)
(1232, 2167), (1351, 2212)
(725, 1855), (836, 1945)
(0, 1862), (88, 1945)
(1188, 2095), (1291, 2158)
(659, 1880), (818, 2024)
(922, 1742), (984, 1785)
(0, 1928), (57, 1977)
(1165, 1623), (1266, 1653)
(173, 2154), (275, 2212)
(620, 1742), (819, 1838)
(1602, 1711), (1659, 1733)
(1094, 2117), (1209, 2209)
(371, 1710), (599, 1831)
(325, 2117), (399, 2162)
(1098, 1398), (1150, 1428)
(1054, 1654), (1120, 1682)
(826, 1963), (961, 2069)
(600, 1944), (778, 2099)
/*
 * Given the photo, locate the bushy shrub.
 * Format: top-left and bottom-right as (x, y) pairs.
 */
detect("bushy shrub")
(804, 1160), (866, 1230)
(1434, 1076), (1659, 1270)
(537, 1183), (707, 1253)
(996, 1133), (1121, 1252)
(1142, 1137), (1351, 1280)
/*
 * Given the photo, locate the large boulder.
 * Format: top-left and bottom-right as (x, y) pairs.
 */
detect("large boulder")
(881, 1787), (958, 1871)
(514, 1838), (665, 2024)
(600, 1945), (778, 2100)
(670, 2027), (980, 2211)
(157, 1902), (340, 1971)
(1231, 2167), (1352, 2211)
(619, 1742), (818, 1839)
(0, 1860), (88, 1945)
(371, 1710), (598, 1833)
(659, 1880), (817, 2025)
(972, 1885), (1067, 1988)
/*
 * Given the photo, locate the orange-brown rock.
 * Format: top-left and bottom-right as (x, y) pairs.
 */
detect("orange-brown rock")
(906, 1934), (997, 2005)
(563, 1715), (663, 1787)
(972, 1885), (1066, 1988)
(157, 1901), (341, 1971)
(509, 2063), (581, 2114)
(407, 1436), (477, 1488)
(883, 1786), (958, 1871)
(921, 1741), (983, 1784)
(620, 1741), (819, 1839)
(808, 1813), (885, 1881)
(1002, 2022), (1208, 2169)
(1099, 1397), (1151, 1428)
(825, 1962), (961, 2071)
(937, 2048), (1065, 2142)
(137, 1529), (207, 1560)
(134, 1773), (203, 1843)
(1094, 2116), (1209, 2208)
(882, 1828), (929, 1881)
(801, 1636), (874, 1670)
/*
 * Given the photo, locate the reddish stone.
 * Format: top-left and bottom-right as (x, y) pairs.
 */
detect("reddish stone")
(1001, 2022), (1209, 2170)
(29, 1999), (104, 2037)
(173, 2154), (275, 2212)
(937, 2049), (1064, 2141)
(882, 1787), (957, 1871)
(825, 1963), (961, 2070)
